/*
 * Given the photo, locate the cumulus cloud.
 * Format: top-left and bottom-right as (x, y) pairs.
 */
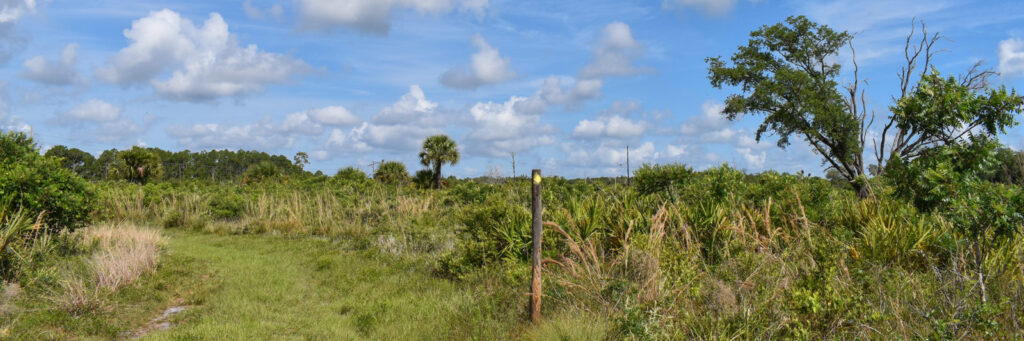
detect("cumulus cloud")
(243, 0), (283, 20)
(440, 34), (516, 89)
(48, 99), (154, 142)
(579, 22), (648, 79)
(465, 96), (556, 157)
(571, 115), (645, 140)
(0, 0), (36, 65)
(736, 147), (766, 168)
(296, 0), (489, 35)
(19, 43), (85, 86)
(999, 38), (1024, 77)
(168, 103), (359, 150)
(666, 144), (687, 158)
(564, 141), (657, 172)
(680, 101), (733, 139)
(662, 0), (738, 16)
(63, 99), (121, 122)
(515, 76), (603, 114)
(371, 85), (439, 124)
(326, 85), (444, 153)
(96, 9), (310, 102)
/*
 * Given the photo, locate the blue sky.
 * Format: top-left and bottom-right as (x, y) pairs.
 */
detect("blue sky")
(2, 0), (1024, 178)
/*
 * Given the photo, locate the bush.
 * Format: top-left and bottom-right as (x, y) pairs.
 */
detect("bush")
(243, 161), (279, 184)
(413, 169), (435, 189)
(0, 131), (95, 232)
(633, 163), (693, 195)
(334, 167), (368, 182)
(374, 161), (409, 184)
(209, 192), (245, 219)
(108, 147), (163, 184)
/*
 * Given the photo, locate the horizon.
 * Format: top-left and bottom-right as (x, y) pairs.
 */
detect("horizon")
(2, 0), (1024, 178)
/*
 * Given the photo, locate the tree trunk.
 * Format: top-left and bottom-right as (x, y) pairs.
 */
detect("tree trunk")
(434, 163), (442, 189)
(851, 179), (870, 199)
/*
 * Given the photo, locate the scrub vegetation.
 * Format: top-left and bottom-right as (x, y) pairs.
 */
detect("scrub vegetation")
(2, 16), (1024, 340)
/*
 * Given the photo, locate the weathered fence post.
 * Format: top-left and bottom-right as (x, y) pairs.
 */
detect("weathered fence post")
(530, 169), (542, 324)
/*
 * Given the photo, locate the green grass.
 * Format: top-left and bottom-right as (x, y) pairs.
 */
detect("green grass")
(4, 230), (521, 340)
(144, 231), (515, 340)
(2, 239), (215, 340)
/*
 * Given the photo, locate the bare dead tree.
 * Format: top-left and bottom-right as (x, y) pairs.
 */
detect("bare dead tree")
(873, 19), (999, 170)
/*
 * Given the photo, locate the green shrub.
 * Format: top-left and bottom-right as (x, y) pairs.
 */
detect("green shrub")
(374, 161), (409, 184)
(633, 163), (693, 195)
(0, 132), (95, 232)
(108, 146), (163, 184)
(413, 169), (435, 189)
(209, 192), (245, 219)
(334, 167), (368, 182)
(243, 161), (279, 183)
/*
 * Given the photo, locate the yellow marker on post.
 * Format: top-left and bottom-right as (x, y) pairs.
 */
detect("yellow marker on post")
(533, 172), (541, 185)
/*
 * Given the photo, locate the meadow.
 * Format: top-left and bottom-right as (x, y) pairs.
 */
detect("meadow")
(3, 128), (1023, 339)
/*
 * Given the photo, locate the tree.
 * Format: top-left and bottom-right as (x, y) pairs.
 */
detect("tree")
(418, 135), (460, 189)
(44, 145), (96, 178)
(109, 146), (163, 184)
(374, 161), (409, 185)
(707, 16), (869, 195)
(293, 152), (309, 169)
(706, 16), (1022, 197)
(0, 131), (95, 232)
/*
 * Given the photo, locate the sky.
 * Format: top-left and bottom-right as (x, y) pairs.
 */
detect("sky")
(2, 0), (1024, 178)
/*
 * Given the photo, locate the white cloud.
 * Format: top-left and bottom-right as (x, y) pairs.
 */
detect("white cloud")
(999, 38), (1024, 77)
(64, 99), (122, 122)
(564, 141), (657, 170)
(0, 0), (35, 65)
(680, 101), (730, 135)
(515, 76), (603, 114)
(736, 147), (766, 168)
(440, 34), (516, 89)
(243, 0), (284, 20)
(662, 0), (738, 16)
(326, 85), (444, 154)
(97, 9), (310, 102)
(0, 0), (36, 23)
(296, 0), (488, 35)
(466, 96), (556, 156)
(19, 43), (85, 86)
(371, 85), (439, 124)
(579, 22), (648, 79)
(666, 144), (687, 157)
(307, 106), (360, 126)
(571, 115), (645, 139)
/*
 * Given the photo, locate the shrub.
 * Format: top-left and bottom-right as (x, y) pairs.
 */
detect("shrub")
(374, 161), (409, 184)
(633, 163), (693, 195)
(0, 132), (95, 232)
(108, 146), (163, 184)
(413, 169), (435, 189)
(243, 161), (279, 183)
(334, 167), (368, 182)
(209, 192), (245, 220)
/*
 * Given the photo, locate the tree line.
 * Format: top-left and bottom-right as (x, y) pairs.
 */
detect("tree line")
(43, 146), (306, 183)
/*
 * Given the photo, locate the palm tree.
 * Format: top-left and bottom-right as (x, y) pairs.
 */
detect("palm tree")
(418, 135), (460, 189)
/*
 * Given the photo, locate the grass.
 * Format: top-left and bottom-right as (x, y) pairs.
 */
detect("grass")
(144, 231), (515, 340)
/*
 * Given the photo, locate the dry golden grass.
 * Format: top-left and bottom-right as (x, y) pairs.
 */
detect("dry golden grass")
(51, 278), (101, 314)
(50, 224), (164, 313)
(80, 224), (164, 290)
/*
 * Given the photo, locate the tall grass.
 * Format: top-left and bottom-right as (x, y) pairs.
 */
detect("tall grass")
(51, 224), (164, 313)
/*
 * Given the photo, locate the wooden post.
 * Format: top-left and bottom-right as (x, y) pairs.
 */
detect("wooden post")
(626, 145), (631, 186)
(530, 169), (543, 324)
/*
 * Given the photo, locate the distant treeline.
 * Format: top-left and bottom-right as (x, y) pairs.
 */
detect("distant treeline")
(44, 146), (306, 181)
